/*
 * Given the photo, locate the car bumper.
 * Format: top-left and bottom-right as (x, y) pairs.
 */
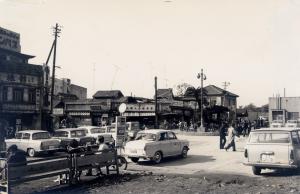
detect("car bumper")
(243, 162), (298, 169)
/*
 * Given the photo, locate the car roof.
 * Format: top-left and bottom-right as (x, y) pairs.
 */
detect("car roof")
(253, 127), (300, 132)
(78, 126), (103, 129)
(17, 130), (49, 134)
(56, 128), (86, 132)
(138, 129), (171, 134)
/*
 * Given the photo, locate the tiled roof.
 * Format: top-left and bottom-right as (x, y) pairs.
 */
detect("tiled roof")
(93, 90), (124, 99)
(204, 85), (239, 97)
(157, 88), (174, 100)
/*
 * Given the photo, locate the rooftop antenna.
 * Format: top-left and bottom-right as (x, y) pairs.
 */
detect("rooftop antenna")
(222, 81), (230, 90)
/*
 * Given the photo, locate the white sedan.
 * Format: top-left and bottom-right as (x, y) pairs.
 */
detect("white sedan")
(124, 129), (189, 164)
(78, 126), (114, 144)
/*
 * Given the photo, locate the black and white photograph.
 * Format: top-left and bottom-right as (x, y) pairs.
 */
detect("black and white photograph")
(1, 0), (300, 193)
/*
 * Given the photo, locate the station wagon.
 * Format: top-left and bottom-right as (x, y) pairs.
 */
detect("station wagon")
(5, 130), (60, 157)
(244, 127), (300, 175)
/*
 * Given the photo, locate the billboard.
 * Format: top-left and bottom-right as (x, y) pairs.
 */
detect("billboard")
(0, 26), (21, 52)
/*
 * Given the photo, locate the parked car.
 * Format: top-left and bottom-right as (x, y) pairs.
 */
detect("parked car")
(77, 126), (114, 144)
(5, 130), (60, 157)
(285, 120), (300, 128)
(244, 127), (300, 175)
(126, 122), (141, 140)
(270, 120), (284, 128)
(124, 129), (189, 164)
(52, 128), (96, 149)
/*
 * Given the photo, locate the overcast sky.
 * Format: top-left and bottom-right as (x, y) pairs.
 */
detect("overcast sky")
(1, 0), (300, 106)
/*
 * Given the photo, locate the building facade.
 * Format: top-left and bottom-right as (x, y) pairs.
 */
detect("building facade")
(269, 97), (300, 123)
(0, 26), (45, 132)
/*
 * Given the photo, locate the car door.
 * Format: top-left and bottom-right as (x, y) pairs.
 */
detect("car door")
(20, 132), (31, 152)
(167, 131), (181, 156)
(158, 132), (172, 156)
(293, 131), (300, 165)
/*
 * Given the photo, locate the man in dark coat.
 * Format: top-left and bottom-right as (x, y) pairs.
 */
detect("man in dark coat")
(219, 123), (227, 149)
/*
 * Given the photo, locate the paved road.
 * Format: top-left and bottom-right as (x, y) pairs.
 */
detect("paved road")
(126, 135), (253, 176)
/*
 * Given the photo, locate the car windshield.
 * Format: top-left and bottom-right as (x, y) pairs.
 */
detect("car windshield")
(135, 133), (156, 141)
(71, 130), (86, 137)
(287, 120), (297, 124)
(90, 128), (106, 134)
(249, 132), (290, 143)
(32, 132), (51, 140)
(54, 131), (68, 137)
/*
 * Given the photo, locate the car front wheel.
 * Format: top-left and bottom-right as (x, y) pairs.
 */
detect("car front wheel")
(153, 151), (162, 164)
(28, 148), (36, 157)
(252, 166), (262, 175)
(181, 146), (188, 158)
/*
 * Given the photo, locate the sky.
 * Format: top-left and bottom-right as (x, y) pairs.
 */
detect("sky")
(1, 0), (300, 107)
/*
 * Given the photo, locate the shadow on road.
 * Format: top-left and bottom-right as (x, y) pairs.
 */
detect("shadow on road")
(261, 169), (300, 177)
(137, 155), (216, 167)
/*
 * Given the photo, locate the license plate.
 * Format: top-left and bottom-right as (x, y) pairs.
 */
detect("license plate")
(49, 146), (55, 149)
(261, 154), (274, 163)
(86, 142), (91, 146)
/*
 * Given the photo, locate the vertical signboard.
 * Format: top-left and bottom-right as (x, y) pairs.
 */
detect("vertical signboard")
(115, 116), (126, 147)
(0, 27), (21, 52)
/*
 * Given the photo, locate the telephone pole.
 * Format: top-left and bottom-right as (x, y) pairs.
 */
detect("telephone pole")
(50, 23), (61, 130)
(197, 69), (207, 132)
(154, 76), (158, 129)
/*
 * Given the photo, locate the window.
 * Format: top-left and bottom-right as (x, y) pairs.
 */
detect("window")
(22, 133), (30, 140)
(7, 74), (15, 81)
(32, 132), (50, 140)
(54, 131), (68, 137)
(15, 133), (22, 139)
(159, 132), (168, 141)
(71, 130), (86, 138)
(2, 87), (8, 101)
(168, 132), (177, 140)
(249, 132), (290, 144)
(20, 75), (26, 83)
(291, 132), (300, 145)
(28, 89), (36, 103)
(13, 88), (23, 102)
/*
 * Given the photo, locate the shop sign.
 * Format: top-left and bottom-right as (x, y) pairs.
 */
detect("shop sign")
(53, 108), (64, 115)
(0, 27), (21, 52)
(115, 116), (126, 147)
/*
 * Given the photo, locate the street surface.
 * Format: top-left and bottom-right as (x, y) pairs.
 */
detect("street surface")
(126, 134), (252, 176)
(12, 134), (300, 194)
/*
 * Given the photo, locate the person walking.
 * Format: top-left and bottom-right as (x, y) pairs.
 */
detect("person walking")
(219, 123), (227, 149)
(224, 123), (239, 151)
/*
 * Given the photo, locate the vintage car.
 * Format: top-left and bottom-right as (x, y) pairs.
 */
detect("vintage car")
(244, 127), (300, 175)
(285, 120), (300, 128)
(52, 128), (96, 149)
(270, 120), (284, 128)
(5, 130), (60, 157)
(124, 129), (189, 164)
(77, 126), (114, 144)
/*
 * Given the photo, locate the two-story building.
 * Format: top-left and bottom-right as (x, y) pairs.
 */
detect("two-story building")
(0, 26), (45, 132)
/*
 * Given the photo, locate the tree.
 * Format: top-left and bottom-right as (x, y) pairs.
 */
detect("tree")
(174, 83), (192, 96)
(244, 103), (257, 111)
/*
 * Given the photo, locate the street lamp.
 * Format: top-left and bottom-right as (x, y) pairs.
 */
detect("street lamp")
(197, 69), (206, 131)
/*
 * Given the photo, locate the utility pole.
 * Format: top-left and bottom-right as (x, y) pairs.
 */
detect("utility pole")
(50, 23), (61, 130)
(223, 81), (230, 91)
(154, 76), (158, 128)
(197, 69), (206, 132)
